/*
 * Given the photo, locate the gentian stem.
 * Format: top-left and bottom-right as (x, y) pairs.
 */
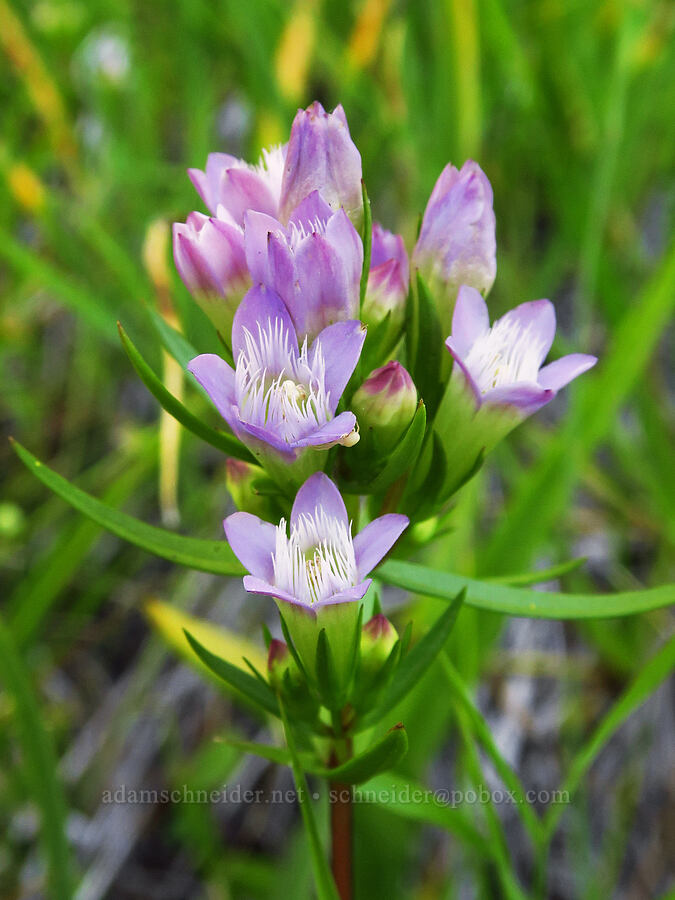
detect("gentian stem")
(330, 725), (353, 900)
(330, 776), (353, 900)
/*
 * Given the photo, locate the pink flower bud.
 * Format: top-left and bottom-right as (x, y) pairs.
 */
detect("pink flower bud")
(280, 102), (363, 226)
(413, 160), (496, 334)
(361, 614), (398, 670)
(172, 212), (250, 339)
(352, 362), (417, 455)
(362, 223), (409, 348)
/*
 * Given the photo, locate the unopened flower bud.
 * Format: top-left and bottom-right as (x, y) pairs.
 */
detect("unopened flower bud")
(352, 362), (417, 456)
(412, 160), (496, 337)
(267, 638), (292, 689)
(279, 102), (363, 227)
(172, 212), (250, 340)
(362, 224), (409, 358)
(361, 614), (398, 670)
(225, 459), (277, 519)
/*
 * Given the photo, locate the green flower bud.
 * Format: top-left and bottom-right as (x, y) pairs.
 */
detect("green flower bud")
(225, 459), (276, 519)
(267, 638), (292, 690)
(352, 362), (417, 457)
(267, 638), (320, 722)
(360, 614), (398, 674)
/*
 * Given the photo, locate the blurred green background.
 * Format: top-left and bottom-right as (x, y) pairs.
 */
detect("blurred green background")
(1, 0), (673, 897)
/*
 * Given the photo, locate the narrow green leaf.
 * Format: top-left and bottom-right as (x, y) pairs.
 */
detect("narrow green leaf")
(315, 628), (340, 709)
(148, 306), (200, 369)
(404, 431), (448, 518)
(359, 180), (373, 310)
(368, 402), (427, 494)
(11, 440), (245, 576)
(118, 323), (255, 462)
(184, 630), (279, 717)
(377, 559), (675, 619)
(313, 725), (408, 784)
(362, 590), (464, 727)
(16, 440), (671, 622)
(365, 772), (484, 850)
(0, 618), (73, 898)
(487, 557), (587, 586)
(219, 738), (291, 767)
(10, 445), (153, 647)
(278, 697), (341, 900)
(410, 273), (444, 415)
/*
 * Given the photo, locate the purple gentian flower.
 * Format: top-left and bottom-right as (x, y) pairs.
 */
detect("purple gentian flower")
(188, 145), (287, 225)
(446, 285), (597, 417)
(224, 472), (408, 681)
(172, 212), (250, 338)
(244, 191), (362, 342)
(413, 161), (496, 333)
(188, 285), (365, 484)
(280, 102), (363, 226)
(362, 222), (409, 343)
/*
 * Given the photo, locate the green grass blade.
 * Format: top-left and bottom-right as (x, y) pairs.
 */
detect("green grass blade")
(377, 559), (675, 619)
(0, 228), (117, 341)
(454, 702), (528, 900)
(147, 306), (200, 369)
(9, 447), (153, 647)
(440, 654), (542, 844)
(0, 617), (73, 898)
(542, 633), (675, 841)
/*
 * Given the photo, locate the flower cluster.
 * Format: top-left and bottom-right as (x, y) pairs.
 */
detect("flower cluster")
(173, 100), (597, 707)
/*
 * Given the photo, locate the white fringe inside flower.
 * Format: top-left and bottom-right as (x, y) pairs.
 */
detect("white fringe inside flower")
(235, 317), (332, 443)
(272, 508), (357, 605)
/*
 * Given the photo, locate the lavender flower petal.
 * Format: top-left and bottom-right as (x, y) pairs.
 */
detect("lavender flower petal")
(290, 471), (348, 529)
(280, 101), (363, 225)
(371, 223), (409, 285)
(538, 353), (597, 390)
(187, 354), (238, 430)
(291, 411), (358, 449)
(481, 383), (554, 416)
(352, 514), (409, 578)
(223, 512), (277, 582)
(242, 575), (308, 610)
(312, 580), (372, 609)
(451, 285), (490, 357)
(498, 299), (556, 368)
(243, 210), (284, 285)
(188, 146), (286, 223)
(413, 160), (496, 329)
(311, 320), (367, 412)
(231, 284), (298, 364)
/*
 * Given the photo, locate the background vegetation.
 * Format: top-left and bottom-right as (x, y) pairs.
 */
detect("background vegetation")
(1, 0), (673, 897)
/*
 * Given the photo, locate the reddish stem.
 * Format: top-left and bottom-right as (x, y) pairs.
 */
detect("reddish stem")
(330, 780), (353, 900)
